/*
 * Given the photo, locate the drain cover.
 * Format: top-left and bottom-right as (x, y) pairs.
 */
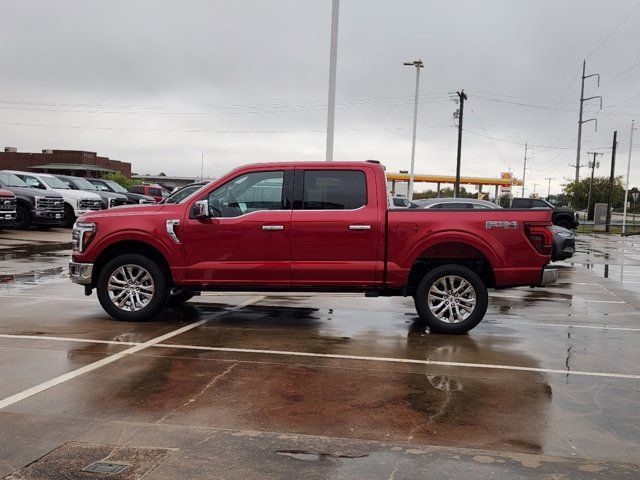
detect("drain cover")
(4, 442), (173, 479)
(82, 461), (130, 474)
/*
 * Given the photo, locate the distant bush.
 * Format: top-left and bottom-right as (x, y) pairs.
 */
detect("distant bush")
(103, 173), (142, 190)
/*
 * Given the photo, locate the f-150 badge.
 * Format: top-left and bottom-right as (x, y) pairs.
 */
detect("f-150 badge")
(486, 220), (518, 230)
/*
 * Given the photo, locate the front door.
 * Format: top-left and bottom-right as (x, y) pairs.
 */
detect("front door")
(183, 169), (292, 286)
(290, 167), (381, 286)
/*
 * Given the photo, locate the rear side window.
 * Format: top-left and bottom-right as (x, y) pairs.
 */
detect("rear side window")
(149, 188), (161, 196)
(302, 170), (366, 210)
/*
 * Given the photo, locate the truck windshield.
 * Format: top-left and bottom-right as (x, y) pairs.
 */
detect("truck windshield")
(41, 175), (70, 189)
(72, 177), (98, 190)
(0, 172), (28, 188)
(103, 180), (127, 193)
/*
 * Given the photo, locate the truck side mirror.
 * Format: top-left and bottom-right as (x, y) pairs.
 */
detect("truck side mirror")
(192, 199), (210, 219)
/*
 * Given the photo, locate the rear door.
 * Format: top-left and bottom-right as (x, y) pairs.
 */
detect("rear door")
(290, 167), (380, 286)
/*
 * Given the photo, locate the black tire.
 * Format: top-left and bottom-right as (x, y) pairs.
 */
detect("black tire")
(96, 253), (168, 322)
(62, 204), (75, 228)
(14, 204), (31, 229)
(166, 289), (195, 306)
(414, 264), (488, 334)
(556, 219), (572, 230)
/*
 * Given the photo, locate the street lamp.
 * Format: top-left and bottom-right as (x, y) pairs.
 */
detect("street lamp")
(404, 59), (424, 200)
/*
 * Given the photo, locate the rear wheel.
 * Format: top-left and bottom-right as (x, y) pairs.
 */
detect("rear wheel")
(414, 265), (488, 334)
(14, 204), (31, 229)
(556, 218), (573, 230)
(97, 254), (168, 321)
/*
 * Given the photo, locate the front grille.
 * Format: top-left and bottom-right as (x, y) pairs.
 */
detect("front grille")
(0, 198), (16, 211)
(79, 199), (103, 210)
(108, 198), (129, 208)
(36, 197), (64, 211)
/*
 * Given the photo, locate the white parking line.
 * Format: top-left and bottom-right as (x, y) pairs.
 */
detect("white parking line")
(0, 296), (264, 411)
(0, 330), (638, 381)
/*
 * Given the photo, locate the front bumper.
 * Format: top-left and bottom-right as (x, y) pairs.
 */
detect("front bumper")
(33, 209), (64, 225)
(540, 266), (559, 286)
(69, 261), (93, 285)
(0, 211), (17, 223)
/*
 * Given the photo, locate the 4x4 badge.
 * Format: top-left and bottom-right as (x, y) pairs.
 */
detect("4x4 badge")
(486, 220), (518, 229)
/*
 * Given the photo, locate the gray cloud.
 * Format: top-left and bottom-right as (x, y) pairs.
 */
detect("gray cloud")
(0, 0), (638, 194)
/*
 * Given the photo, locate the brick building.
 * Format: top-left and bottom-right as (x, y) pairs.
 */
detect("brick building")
(0, 148), (131, 178)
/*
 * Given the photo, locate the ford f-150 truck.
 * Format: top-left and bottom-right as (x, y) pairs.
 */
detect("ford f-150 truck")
(69, 161), (557, 334)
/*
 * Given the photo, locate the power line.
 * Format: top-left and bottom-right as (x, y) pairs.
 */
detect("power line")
(468, 107), (510, 168)
(600, 58), (640, 87)
(585, 0), (640, 59)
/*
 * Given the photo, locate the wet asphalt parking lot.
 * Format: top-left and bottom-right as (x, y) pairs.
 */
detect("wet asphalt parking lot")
(0, 229), (639, 479)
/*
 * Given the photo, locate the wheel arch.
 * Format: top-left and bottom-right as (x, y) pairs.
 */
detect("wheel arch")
(92, 240), (173, 287)
(406, 241), (496, 296)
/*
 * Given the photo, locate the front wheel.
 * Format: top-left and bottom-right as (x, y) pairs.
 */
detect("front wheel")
(62, 204), (75, 228)
(96, 254), (168, 321)
(414, 265), (488, 334)
(14, 205), (31, 229)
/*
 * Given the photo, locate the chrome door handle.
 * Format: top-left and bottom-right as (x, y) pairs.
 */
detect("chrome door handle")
(349, 225), (371, 230)
(262, 225), (284, 231)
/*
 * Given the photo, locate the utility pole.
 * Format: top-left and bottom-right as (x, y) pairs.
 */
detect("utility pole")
(575, 60), (602, 182)
(403, 59), (424, 200)
(544, 177), (554, 201)
(521, 142), (533, 197)
(454, 90), (467, 198)
(325, 0), (340, 161)
(532, 183), (539, 196)
(200, 153), (204, 178)
(605, 131), (618, 233)
(586, 151), (603, 221)
(622, 120), (636, 234)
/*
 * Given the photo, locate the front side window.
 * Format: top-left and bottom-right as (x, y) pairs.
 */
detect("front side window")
(0, 172), (28, 188)
(130, 185), (144, 194)
(41, 175), (70, 189)
(302, 170), (366, 210)
(208, 170), (284, 218)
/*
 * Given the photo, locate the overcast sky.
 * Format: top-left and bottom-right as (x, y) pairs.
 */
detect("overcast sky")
(1, 0), (639, 195)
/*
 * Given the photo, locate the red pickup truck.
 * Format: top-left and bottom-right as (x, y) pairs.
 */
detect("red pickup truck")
(69, 161), (557, 334)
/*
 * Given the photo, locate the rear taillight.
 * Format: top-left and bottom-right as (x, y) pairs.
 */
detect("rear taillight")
(525, 224), (553, 256)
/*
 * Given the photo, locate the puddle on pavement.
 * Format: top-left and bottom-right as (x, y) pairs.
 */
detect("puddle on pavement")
(275, 450), (369, 462)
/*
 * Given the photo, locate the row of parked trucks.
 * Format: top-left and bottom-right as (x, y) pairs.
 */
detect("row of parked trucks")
(0, 170), (159, 230)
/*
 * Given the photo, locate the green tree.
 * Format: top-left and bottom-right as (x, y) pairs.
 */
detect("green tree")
(564, 176), (625, 219)
(103, 172), (142, 190)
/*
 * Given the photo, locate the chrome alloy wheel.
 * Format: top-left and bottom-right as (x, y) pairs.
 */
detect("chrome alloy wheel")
(427, 275), (476, 323)
(107, 264), (155, 312)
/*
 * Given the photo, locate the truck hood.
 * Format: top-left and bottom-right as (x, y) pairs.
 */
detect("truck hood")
(0, 189), (14, 198)
(554, 206), (576, 214)
(78, 203), (167, 222)
(3, 186), (63, 199)
(51, 188), (102, 201)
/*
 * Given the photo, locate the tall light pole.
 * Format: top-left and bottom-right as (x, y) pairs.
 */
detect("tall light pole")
(622, 120), (636, 234)
(403, 60), (424, 200)
(325, 0), (340, 161)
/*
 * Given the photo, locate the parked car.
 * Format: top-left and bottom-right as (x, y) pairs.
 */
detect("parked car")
(129, 184), (170, 203)
(391, 196), (419, 208)
(160, 181), (209, 204)
(511, 197), (579, 230)
(0, 171), (65, 229)
(0, 188), (17, 228)
(417, 198), (499, 210)
(54, 175), (132, 209)
(86, 178), (156, 205)
(419, 198), (575, 261)
(8, 171), (103, 228)
(69, 161), (557, 334)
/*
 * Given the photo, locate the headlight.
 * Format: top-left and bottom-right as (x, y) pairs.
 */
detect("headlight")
(72, 222), (97, 252)
(34, 195), (44, 208)
(549, 226), (573, 238)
